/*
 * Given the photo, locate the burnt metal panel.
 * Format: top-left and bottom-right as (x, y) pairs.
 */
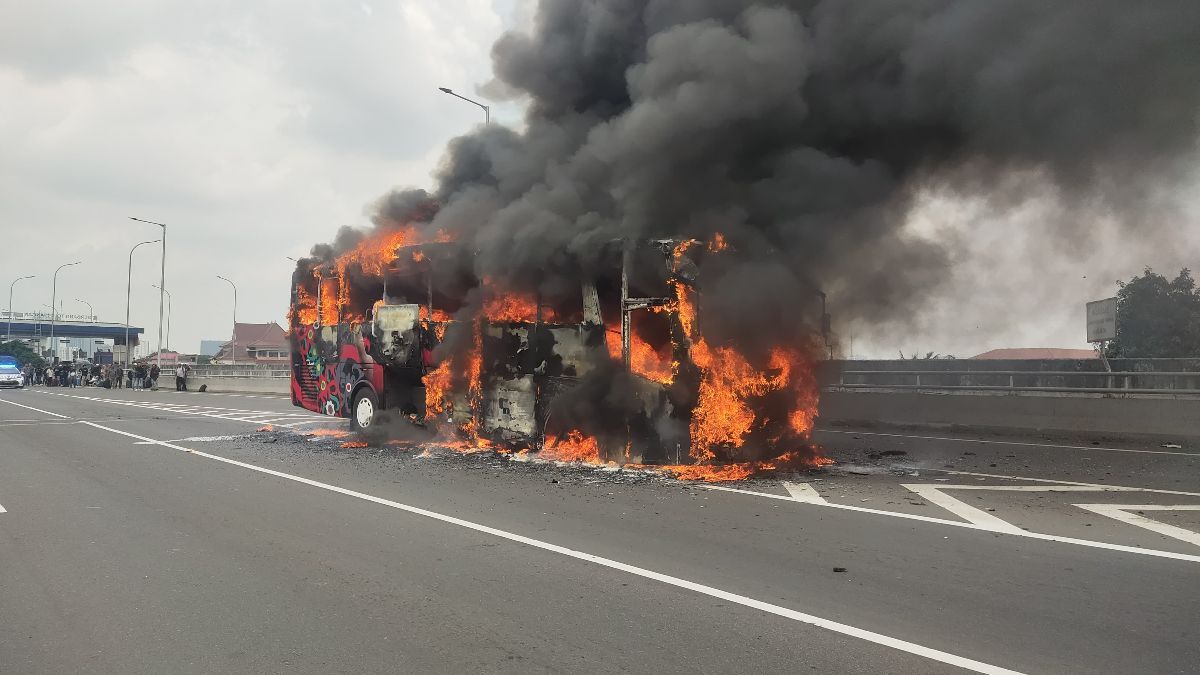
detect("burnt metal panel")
(482, 375), (538, 440)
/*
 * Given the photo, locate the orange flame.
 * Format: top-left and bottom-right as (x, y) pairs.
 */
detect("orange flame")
(605, 324), (675, 385)
(424, 358), (453, 418)
(482, 292), (560, 323)
(541, 430), (602, 463)
(673, 269), (820, 463)
(293, 222), (455, 332)
(292, 287), (317, 326)
(318, 276), (339, 325)
(708, 232), (729, 252)
(419, 307), (452, 323)
(307, 428), (350, 438)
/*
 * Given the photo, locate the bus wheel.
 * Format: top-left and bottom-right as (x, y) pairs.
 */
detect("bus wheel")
(350, 387), (378, 431)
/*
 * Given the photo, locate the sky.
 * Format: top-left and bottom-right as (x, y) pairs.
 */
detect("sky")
(1, 0), (1196, 359)
(0, 0), (533, 357)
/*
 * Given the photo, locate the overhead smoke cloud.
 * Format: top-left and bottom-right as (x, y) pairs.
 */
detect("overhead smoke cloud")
(327, 0), (1200, 353)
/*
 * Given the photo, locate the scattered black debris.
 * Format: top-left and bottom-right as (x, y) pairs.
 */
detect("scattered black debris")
(833, 567), (847, 573)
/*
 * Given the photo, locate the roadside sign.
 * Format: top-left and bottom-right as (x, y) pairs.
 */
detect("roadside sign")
(1086, 297), (1117, 342)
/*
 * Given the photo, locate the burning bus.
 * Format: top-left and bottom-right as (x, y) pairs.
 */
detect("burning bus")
(289, 225), (822, 470)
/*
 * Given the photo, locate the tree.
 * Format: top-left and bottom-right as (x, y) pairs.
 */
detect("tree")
(0, 340), (47, 369)
(898, 350), (956, 360)
(1107, 268), (1200, 358)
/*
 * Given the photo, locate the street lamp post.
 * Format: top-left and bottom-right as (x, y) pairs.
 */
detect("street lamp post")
(7, 275), (34, 341)
(151, 284), (172, 352)
(216, 275), (237, 366)
(130, 218), (167, 368)
(125, 240), (160, 367)
(73, 298), (94, 322)
(50, 262), (81, 362)
(437, 87), (490, 124)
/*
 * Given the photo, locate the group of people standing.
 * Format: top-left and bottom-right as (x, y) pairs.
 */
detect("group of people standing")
(30, 361), (190, 390)
(35, 362), (98, 387)
(103, 362), (159, 390)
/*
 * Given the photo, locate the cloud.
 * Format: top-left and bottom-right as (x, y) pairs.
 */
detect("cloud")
(0, 0), (507, 354)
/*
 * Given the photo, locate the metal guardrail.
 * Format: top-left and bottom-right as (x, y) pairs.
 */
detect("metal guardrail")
(835, 369), (1200, 395)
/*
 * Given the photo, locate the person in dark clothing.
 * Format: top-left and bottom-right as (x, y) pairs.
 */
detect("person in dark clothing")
(149, 363), (160, 390)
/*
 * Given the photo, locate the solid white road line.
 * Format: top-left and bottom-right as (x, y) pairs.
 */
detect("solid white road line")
(1074, 504), (1200, 547)
(0, 502), (6, 513)
(816, 428), (1200, 457)
(81, 420), (1021, 675)
(781, 481), (827, 504)
(700, 483), (1200, 564)
(0, 396), (70, 419)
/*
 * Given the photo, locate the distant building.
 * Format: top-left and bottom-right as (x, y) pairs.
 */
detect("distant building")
(971, 348), (1097, 359)
(212, 322), (289, 364)
(144, 350), (200, 365)
(199, 340), (225, 356)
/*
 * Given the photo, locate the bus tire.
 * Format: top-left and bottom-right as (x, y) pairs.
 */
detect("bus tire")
(350, 386), (378, 431)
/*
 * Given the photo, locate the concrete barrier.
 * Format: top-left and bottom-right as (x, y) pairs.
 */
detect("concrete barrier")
(177, 364), (290, 396)
(183, 376), (290, 395)
(820, 389), (1200, 439)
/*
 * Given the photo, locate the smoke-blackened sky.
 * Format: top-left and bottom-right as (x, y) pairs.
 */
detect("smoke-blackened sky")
(369, 0), (1200, 355)
(4, 1), (1198, 358)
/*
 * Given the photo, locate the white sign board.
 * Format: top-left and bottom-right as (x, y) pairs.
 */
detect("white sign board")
(1086, 297), (1117, 343)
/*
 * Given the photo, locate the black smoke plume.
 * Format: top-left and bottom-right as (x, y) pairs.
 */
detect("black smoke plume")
(329, 0), (1198, 348)
(308, 0), (1199, 369)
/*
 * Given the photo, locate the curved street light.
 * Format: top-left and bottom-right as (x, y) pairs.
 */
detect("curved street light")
(130, 217), (168, 368)
(73, 298), (94, 322)
(216, 275), (238, 366)
(50, 262), (82, 362)
(151, 284), (172, 352)
(438, 86), (490, 124)
(7, 274), (35, 341)
(125, 240), (159, 366)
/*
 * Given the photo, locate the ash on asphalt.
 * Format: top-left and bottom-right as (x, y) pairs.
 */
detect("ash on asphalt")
(236, 427), (837, 490)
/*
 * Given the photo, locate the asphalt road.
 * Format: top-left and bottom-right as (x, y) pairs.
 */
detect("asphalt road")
(1, 386), (1198, 674)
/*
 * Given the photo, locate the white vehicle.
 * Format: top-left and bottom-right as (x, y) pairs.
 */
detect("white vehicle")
(0, 364), (25, 389)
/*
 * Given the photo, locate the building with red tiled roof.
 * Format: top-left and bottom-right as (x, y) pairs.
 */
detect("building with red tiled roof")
(970, 348), (1097, 360)
(212, 322), (289, 364)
